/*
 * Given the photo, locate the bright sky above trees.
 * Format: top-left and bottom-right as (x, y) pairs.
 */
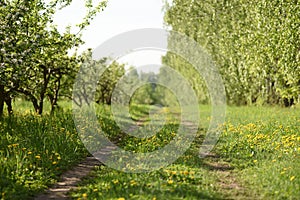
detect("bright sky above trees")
(53, 0), (166, 53)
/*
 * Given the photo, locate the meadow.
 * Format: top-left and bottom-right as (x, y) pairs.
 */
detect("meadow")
(0, 101), (299, 199)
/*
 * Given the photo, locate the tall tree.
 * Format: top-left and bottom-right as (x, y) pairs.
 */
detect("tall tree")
(0, 0), (107, 115)
(163, 0), (300, 106)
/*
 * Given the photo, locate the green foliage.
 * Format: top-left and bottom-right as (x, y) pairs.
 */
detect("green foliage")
(73, 49), (125, 106)
(163, 0), (300, 106)
(122, 67), (181, 107)
(0, 0), (107, 115)
(96, 61), (125, 105)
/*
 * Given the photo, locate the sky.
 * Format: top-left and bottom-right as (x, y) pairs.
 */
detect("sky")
(53, 0), (169, 72)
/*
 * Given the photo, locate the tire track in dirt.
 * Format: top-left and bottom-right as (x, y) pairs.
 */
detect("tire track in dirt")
(202, 153), (250, 200)
(33, 118), (144, 199)
(34, 156), (100, 199)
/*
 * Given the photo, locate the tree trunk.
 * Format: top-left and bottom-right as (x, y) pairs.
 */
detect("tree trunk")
(0, 85), (4, 118)
(50, 73), (61, 114)
(283, 97), (294, 107)
(5, 96), (13, 115)
(37, 65), (51, 115)
(17, 90), (39, 113)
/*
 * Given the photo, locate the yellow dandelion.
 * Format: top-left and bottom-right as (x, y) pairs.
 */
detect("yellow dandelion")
(167, 180), (173, 184)
(290, 176), (295, 181)
(253, 160), (257, 163)
(183, 171), (189, 175)
(28, 151), (32, 155)
(171, 171), (177, 175)
(35, 155), (41, 159)
(52, 161), (57, 165)
(82, 193), (87, 198)
(117, 198), (125, 200)
(93, 189), (98, 192)
(130, 180), (137, 186)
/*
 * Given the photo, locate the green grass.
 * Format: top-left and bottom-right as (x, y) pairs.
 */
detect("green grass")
(216, 106), (300, 199)
(1, 101), (299, 200)
(0, 103), (88, 199)
(71, 104), (300, 200)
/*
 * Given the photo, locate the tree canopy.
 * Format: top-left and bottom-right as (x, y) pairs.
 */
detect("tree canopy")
(0, 0), (107, 116)
(163, 0), (300, 106)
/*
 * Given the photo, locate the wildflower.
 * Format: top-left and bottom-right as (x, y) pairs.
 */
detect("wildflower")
(272, 159), (276, 162)
(82, 193), (87, 198)
(93, 189), (98, 192)
(130, 180), (137, 186)
(35, 155), (41, 159)
(290, 176), (295, 181)
(52, 161), (57, 165)
(253, 160), (257, 163)
(117, 198), (125, 200)
(28, 151), (32, 155)
(167, 180), (173, 184)
(183, 171), (189, 175)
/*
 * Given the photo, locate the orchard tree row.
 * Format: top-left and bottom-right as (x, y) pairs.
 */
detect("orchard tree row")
(0, 0), (114, 116)
(163, 0), (300, 106)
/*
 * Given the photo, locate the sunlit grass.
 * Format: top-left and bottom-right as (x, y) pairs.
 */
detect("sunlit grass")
(1, 102), (299, 199)
(216, 106), (300, 199)
(71, 105), (300, 200)
(0, 108), (87, 199)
